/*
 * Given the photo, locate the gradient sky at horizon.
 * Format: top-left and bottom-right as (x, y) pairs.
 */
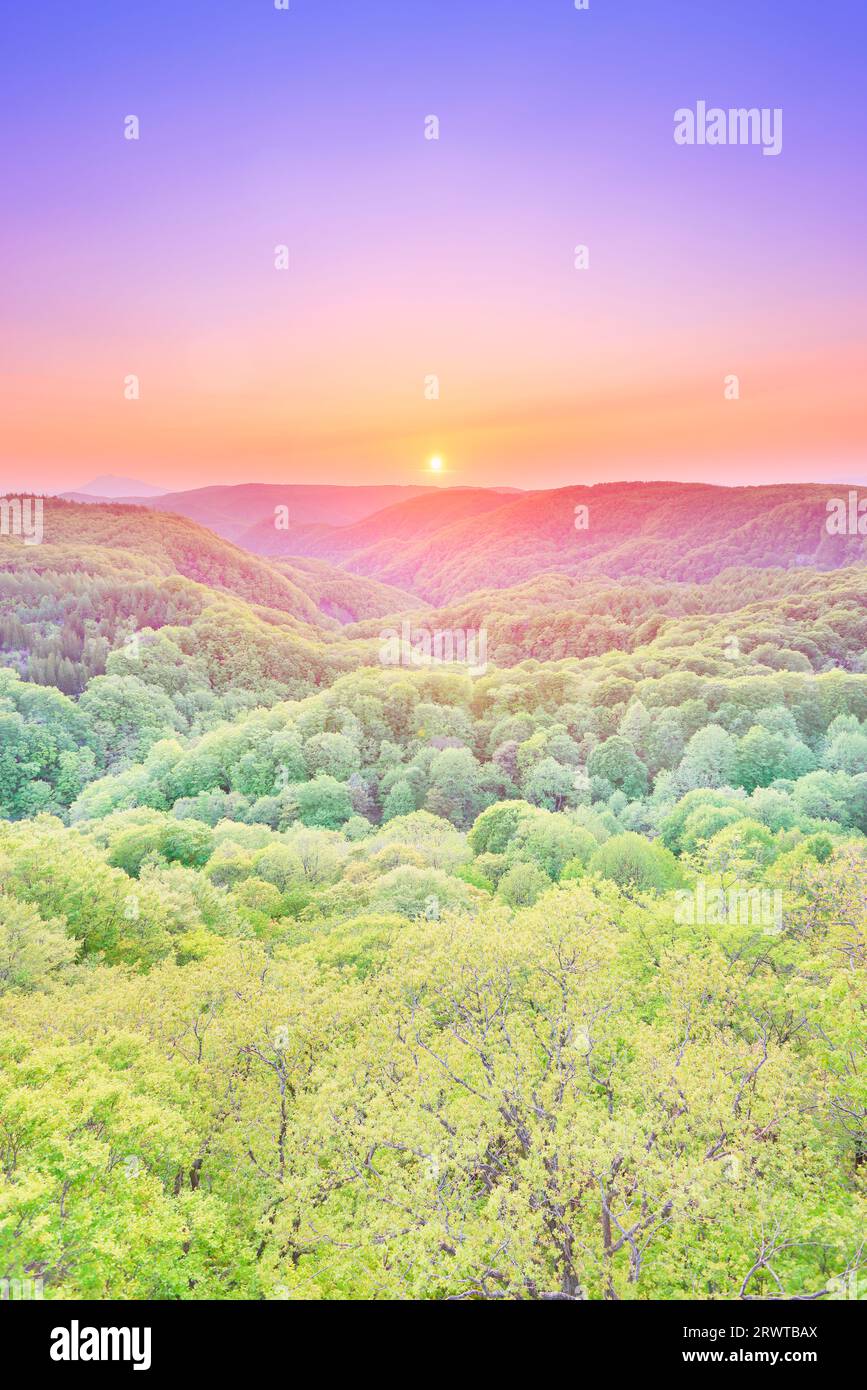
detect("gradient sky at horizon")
(1, 0), (865, 494)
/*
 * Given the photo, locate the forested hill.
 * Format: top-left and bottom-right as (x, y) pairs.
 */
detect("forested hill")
(3, 496), (866, 716)
(273, 558), (423, 624)
(0, 500), (396, 702)
(243, 482), (867, 603)
(3, 499), (328, 622)
(241, 486), (516, 556)
(346, 565), (867, 671)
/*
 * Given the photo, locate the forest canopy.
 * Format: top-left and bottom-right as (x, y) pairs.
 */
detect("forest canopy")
(1, 491), (864, 1301)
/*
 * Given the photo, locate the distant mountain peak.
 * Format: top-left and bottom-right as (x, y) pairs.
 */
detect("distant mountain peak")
(74, 475), (168, 498)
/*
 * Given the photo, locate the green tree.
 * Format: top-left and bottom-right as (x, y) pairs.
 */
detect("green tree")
(382, 780), (416, 821)
(0, 896), (76, 992)
(588, 832), (681, 892)
(588, 737), (649, 799)
(496, 860), (551, 907)
(295, 776), (354, 829)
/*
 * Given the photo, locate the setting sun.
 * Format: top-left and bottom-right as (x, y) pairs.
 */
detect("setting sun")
(429, 456), (443, 473)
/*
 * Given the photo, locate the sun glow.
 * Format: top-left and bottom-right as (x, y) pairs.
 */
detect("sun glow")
(429, 456), (443, 473)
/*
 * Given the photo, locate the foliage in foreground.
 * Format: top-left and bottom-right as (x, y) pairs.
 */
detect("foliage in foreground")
(1, 854), (864, 1300)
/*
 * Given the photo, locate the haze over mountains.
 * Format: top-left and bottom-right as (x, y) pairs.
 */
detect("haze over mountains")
(6, 482), (864, 700)
(59, 481), (467, 543)
(70, 475), (170, 498)
(323, 481), (863, 603)
(43, 479), (867, 608)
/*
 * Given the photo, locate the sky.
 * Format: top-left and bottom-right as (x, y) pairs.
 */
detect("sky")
(1, 0), (865, 494)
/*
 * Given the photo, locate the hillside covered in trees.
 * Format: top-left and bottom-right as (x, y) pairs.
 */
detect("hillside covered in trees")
(0, 486), (864, 1302)
(242, 482), (867, 603)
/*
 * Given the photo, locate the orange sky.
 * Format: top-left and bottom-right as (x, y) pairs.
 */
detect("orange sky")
(2, 1), (865, 494)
